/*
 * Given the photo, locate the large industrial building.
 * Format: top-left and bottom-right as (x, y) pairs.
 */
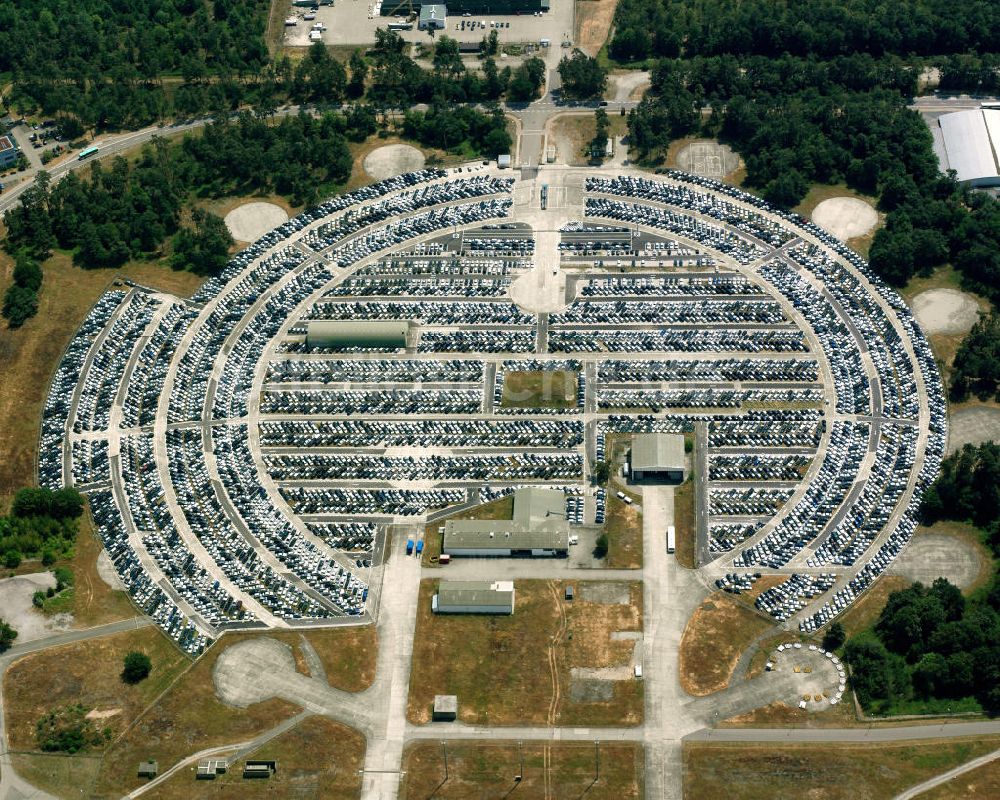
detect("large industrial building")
(418, 3), (447, 29)
(305, 319), (410, 350)
(433, 580), (516, 614)
(442, 487), (568, 557)
(382, 0), (548, 16)
(629, 433), (685, 483)
(935, 108), (1000, 188)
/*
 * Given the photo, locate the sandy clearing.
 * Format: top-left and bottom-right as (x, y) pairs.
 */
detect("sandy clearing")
(811, 197), (878, 241)
(224, 201), (289, 243)
(911, 288), (981, 336)
(363, 144), (426, 180)
(0, 572), (73, 642)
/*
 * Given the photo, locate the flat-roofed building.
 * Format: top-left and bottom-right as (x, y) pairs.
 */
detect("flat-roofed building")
(630, 432), (685, 483)
(442, 487), (568, 557)
(0, 135), (18, 169)
(936, 109), (1000, 187)
(433, 580), (515, 614)
(306, 319), (409, 350)
(418, 3), (447, 29)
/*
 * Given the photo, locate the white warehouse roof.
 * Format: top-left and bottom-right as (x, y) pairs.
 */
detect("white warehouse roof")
(937, 109), (1000, 187)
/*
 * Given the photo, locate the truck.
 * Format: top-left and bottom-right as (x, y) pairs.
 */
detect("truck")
(540, 183), (548, 210)
(666, 525), (676, 554)
(405, 538), (414, 555)
(415, 539), (424, 555)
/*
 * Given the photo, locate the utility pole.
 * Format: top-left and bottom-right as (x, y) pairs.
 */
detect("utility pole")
(441, 741), (449, 781)
(594, 740), (600, 782)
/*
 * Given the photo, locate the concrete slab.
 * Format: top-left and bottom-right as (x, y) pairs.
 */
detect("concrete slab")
(0, 572), (72, 642)
(224, 202), (289, 243)
(675, 140), (740, 180)
(811, 197), (878, 241)
(947, 405), (1000, 453)
(889, 532), (983, 589)
(911, 288), (981, 336)
(363, 144), (426, 181)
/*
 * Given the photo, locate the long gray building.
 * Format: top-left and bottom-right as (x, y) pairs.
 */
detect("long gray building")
(936, 108), (1000, 187)
(433, 580), (516, 614)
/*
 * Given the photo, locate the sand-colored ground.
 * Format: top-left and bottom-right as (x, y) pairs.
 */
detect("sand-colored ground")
(223, 201), (289, 243)
(363, 144), (425, 180)
(947, 405), (1000, 453)
(0, 572), (70, 642)
(675, 140), (741, 180)
(911, 288), (981, 336)
(811, 197), (878, 241)
(576, 0), (618, 56)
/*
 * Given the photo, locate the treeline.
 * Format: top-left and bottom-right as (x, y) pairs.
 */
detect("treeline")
(920, 443), (1000, 546)
(0, 487), (84, 569)
(4, 0), (271, 130)
(402, 105), (511, 157)
(609, 0), (1000, 62)
(946, 312), (1000, 402)
(11, 32), (544, 132)
(2, 252), (43, 328)
(845, 576), (1000, 715)
(629, 53), (1000, 300)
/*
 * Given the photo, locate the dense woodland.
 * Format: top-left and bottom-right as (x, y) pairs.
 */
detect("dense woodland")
(920, 443), (1000, 544)
(844, 576), (1000, 715)
(610, 0), (1000, 62)
(841, 442), (1000, 716)
(0, 487), (84, 570)
(948, 312), (1000, 402)
(3, 111), (372, 276)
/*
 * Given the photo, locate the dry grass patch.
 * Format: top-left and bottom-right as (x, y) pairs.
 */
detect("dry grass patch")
(744, 631), (809, 682)
(92, 626), (374, 797)
(401, 740), (644, 800)
(678, 591), (773, 696)
(407, 579), (643, 727)
(604, 494), (642, 569)
(683, 738), (1000, 800)
(63, 509), (137, 627)
(673, 478), (695, 568)
(921, 753), (1000, 800)
(422, 494), (515, 565)
(501, 370), (579, 409)
(837, 575), (910, 639)
(720, 699), (857, 729)
(0, 250), (203, 505)
(4, 626), (189, 753)
(145, 715), (365, 800)
(299, 625), (377, 692)
(547, 113), (627, 166)
(575, 0), (619, 56)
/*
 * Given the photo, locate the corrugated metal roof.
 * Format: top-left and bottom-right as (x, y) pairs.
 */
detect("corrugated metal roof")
(437, 580), (515, 607)
(939, 110), (1000, 184)
(631, 433), (685, 472)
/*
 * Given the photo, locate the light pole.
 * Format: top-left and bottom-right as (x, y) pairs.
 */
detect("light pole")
(441, 741), (449, 781)
(594, 740), (600, 782)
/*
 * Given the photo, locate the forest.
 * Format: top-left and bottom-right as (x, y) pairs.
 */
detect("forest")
(947, 312), (1000, 402)
(844, 575), (1000, 715)
(3, 111), (364, 276)
(843, 442), (1000, 715)
(609, 0), (1000, 63)
(0, 487), (84, 569)
(628, 53), (1000, 304)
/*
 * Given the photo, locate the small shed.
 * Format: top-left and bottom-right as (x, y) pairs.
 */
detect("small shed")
(137, 761), (158, 779)
(433, 694), (458, 721)
(196, 759), (228, 780)
(497, 154), (512, 169)
(243, 760), (277, 779)
(564, 584), (574, 601)
(630, 432), (685, 483)
(418, 4), (447, 29)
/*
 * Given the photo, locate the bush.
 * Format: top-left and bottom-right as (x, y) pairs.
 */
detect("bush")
(36, 704), (110, 753)
(822, 621), (846, 651)
(4, 550), (21, 569)
(0, 619), (17, 652)
(593, 533), (609, 559)
(41, 549), (56, 567)
(32, 590), (45, 608)
(122, 651), (152, 684)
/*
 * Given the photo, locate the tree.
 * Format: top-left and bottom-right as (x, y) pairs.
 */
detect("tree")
(557, 50), (607, 100)
(821, 622), (845, 651)
(171, 208), (233, 275)
(0, 619), (16, 653)
(592, 460), (612, 484)
(32, 590), (45, 608)
(593, 534), (609, 558)
(589, 107), (611, 162)
(347, 50), (368, 99)
(480, 29), (500, 58)
(122, 651), (152, 684)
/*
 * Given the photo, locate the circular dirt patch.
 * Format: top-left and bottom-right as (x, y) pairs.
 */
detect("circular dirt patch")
(224, 202), (289, 243)
(363, 144), (426, 180)
(889, 531), (983, 589)
(947, 406), (1000, 454)
(911, 288), (980, 336)
(675, 141), (740, 179)
(811, 197), (878, 241)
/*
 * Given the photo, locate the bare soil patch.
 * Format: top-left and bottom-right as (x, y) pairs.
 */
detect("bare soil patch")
(576, 0), (619, 56)
(811, 197), (878, 241)
(911, 288), (981, 336)
(223, 201), (289, 243)
(363, 143), (426, 180)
